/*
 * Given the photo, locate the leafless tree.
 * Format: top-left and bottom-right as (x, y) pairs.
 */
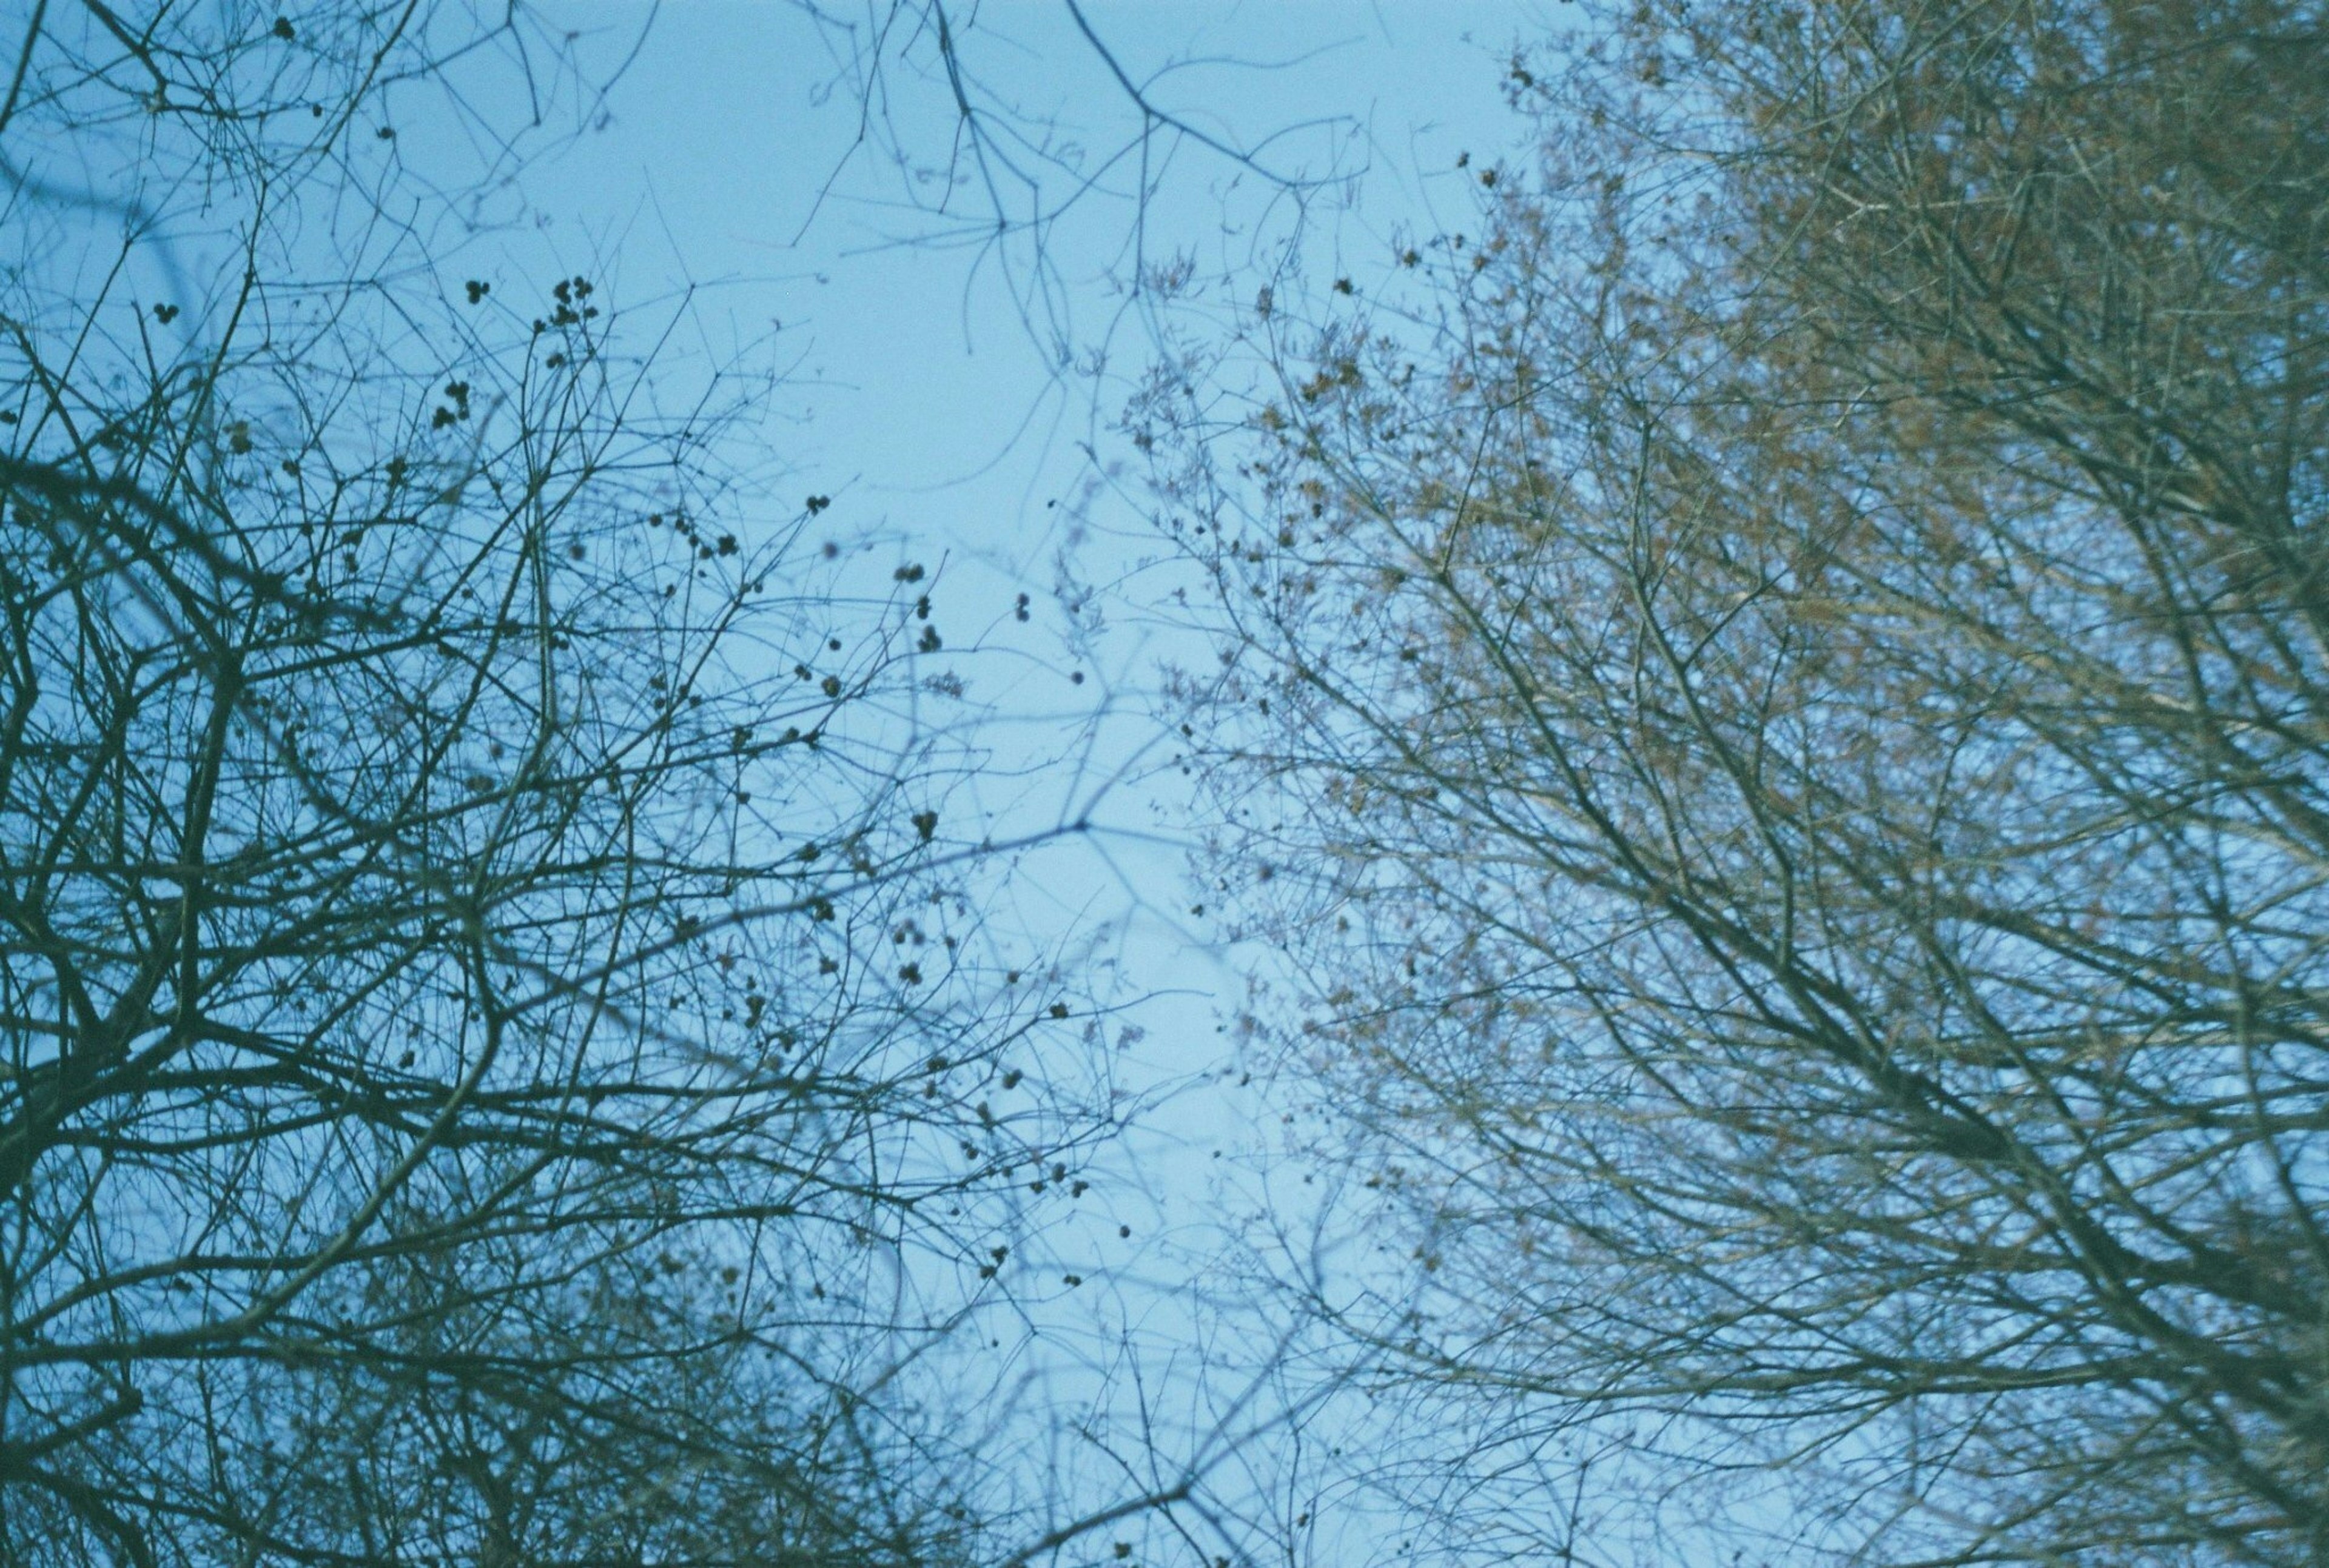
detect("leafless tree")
(1140, 1), (2329, 1563)
(0, 4), (1107, 1563)
(783, 0), (1348, 360)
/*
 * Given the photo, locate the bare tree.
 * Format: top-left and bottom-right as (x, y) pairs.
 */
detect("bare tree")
(1141, 1), (2329, 1563)
(0, 4), (1104, 1563)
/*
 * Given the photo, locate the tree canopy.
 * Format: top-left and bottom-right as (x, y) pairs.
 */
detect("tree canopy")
(0, 5), (1100, 1563)
(11, 2), (2328, 1565)
(1146, 1), (2329, 1561)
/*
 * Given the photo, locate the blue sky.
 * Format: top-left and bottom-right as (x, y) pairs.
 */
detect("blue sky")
(448, 5), (1553, 1556)
(496, 0), (1544, 969)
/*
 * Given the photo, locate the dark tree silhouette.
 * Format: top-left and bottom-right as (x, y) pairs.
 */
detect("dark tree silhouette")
(0, 5), (1100, 1563)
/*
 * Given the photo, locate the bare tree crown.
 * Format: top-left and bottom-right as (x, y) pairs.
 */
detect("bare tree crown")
(1146, 1), (2329, 1561)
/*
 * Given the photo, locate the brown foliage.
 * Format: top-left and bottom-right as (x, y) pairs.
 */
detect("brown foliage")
(1155, 2), (2329, 1561)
